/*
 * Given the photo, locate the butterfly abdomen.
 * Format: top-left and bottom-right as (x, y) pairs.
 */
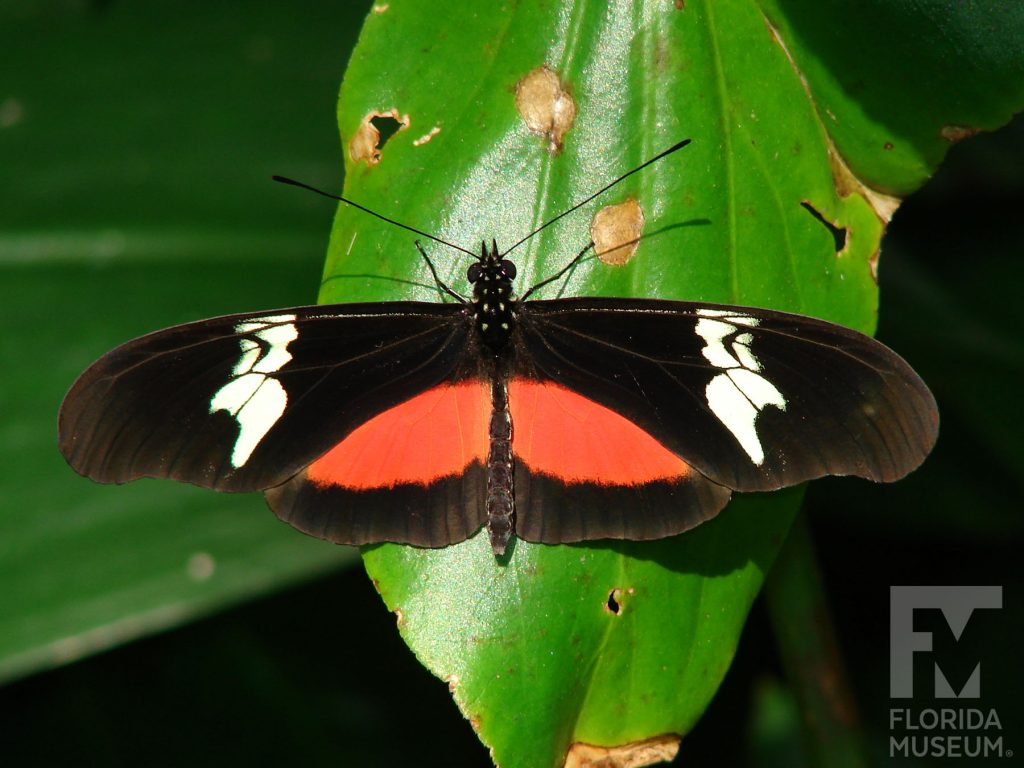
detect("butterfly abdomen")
(486, 378), (514, 555)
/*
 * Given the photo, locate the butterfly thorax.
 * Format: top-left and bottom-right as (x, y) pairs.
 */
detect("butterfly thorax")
(467, 239), (517, 352)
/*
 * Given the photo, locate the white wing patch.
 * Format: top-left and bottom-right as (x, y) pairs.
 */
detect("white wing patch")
(210, 314), (298, 468)
(695, 309), (786, 465)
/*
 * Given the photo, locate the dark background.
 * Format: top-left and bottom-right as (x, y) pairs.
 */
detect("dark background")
(2, 2), (1020, 765)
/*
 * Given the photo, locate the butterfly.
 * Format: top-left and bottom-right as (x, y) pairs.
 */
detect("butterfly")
(58, 140), (938, 556)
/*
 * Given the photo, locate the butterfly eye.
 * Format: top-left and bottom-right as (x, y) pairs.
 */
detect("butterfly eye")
(467, 263), (482, 283)
(500, 260), (517, 279)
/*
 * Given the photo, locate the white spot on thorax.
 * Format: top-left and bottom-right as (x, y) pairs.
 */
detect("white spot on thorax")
(695, 309), (786, 465)
(210, 314), (298, 468)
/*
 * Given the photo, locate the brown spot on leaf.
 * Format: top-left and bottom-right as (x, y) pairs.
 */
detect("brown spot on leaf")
(0, 97), (24, 129)
(515, 66), (576, 152)
(940, 124), (980, 143)
(393, 608), (405, 627)
(591, 198), (645, 265)
(564, 735), (680, 768)
(868, 249), (880, 282)
(674, 0), (685, 8)
(372, 3), (389, 12)
(827, 145), (900, 223)
(349, 109), (409, 166)
(413, 125), (441, 146)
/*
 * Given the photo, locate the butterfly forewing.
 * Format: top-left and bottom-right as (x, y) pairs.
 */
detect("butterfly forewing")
(59, 302), (474, 493)
(515, 297), (938, 493)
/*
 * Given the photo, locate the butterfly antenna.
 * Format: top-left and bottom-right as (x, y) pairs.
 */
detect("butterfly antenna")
(272, 175), (479, 259)
(415, 241), (467, 304)
(500, 138), (692, 258)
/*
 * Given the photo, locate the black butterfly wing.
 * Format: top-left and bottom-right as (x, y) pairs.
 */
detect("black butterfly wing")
(515, 297), (938, 494)
(59, 302), (474, 494)
(60, 292), (937, 551)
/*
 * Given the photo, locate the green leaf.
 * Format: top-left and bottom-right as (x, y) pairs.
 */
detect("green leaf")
(760, 0), (1024, 195)
(324, 2), (1024, 766)
(365, 492), (799, 764)
(0, 0), (370, 683)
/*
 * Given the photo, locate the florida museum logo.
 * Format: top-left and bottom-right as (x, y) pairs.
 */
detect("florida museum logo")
(889, 586), (1008, 759)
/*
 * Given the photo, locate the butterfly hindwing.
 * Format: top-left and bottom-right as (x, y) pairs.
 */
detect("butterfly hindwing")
(265, 380), (491, 547)
(504, 378), (733, 544)
(515, 297), (938, 495)
(59, 302), (474, 493)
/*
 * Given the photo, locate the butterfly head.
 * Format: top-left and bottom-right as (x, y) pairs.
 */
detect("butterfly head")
(467, 239), (517, 351)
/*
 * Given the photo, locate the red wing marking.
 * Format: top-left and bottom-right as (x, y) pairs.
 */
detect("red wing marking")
(307, 380), (490, 489)
(508, 378), (692, 484)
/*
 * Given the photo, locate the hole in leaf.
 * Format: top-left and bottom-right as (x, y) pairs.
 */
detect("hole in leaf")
(801, 201), (847, 253)
(370, 114), (404, 149)
(349, 109), (410, 166)
(606, 589), (622, 615)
